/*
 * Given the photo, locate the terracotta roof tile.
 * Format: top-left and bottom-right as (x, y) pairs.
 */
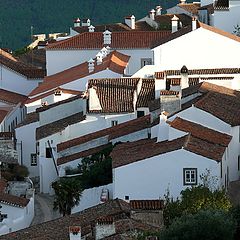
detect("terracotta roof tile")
(57, 115), (151, 152)
(29, 51), (130, 97)
(136, 79), (155, 108)
(0, 179), (7, 193)
(169, 117), (232, 146)
(0, 193), (29, 208)
(16, 112), (39, 128)
(214, 0), (229, 9)
(160, 90), (179, 96)
(88, 78), (139, 113)
(47, 31), (171, 50)
(36, 112), (86, 140)
(0, 89), (28, 105)
(130, 200), (164, 210)
(57, 143), (111, 165)
(178, 2), (201, 15)
(155, 71), (165, 79)
(0, 49), (45, 79)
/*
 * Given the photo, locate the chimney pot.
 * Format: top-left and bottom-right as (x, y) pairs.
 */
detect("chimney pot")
(192, 16), (197, 31)
(155, 6), (162, 16)
(74, 18), (81, 28)
(171, 15), (179, 33)
(180, 65), (189, 89)
(88, 25), (95, 32)
(124, 15), (136, 29)
(149, 9), (156, 20)
(103, 30), (112, 45)
(88, 58), (95, 72)
(96, 52), (103, 65)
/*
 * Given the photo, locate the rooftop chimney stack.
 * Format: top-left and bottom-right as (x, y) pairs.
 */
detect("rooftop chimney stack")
(124, 15), (136, 29)
(88, 58), (95, 72)
(69, 226), (81, 240)
(180, 65), (189, 90)
(88, 25), (95, 32)
(95, 217), (116, 240)
(171, 15), (179, 33)
(149, 9), (156, 20)
(180, 0), (186, 4)
(82, 18), (91, 27)
(100, 47), (108, 57)
(73, 18), (81, 28)
(192, 16), (197, 31)
(96, 52), (103, 65)
(103, 30), (112, 45)
(155, 6), (162, 16)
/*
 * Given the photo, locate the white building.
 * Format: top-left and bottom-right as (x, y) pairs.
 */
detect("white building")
(0, 49), (44, 95)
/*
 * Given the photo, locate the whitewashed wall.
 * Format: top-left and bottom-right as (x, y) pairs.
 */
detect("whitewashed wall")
(113, 149), (221, 200)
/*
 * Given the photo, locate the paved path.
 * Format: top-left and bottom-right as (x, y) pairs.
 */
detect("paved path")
(31, 193), (60, 225)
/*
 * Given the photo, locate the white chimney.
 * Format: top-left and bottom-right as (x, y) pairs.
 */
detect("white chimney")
(149, 9), (156, 20)
(100, 47), (108, 57)
(82, 18), (91, 27)
(192, 16), (197, 31)
(106, 46), (111, 54)
(95, 218), (116, 240)
(73, 18), (80, 28)
(103, 30), (112, 45)
(125, 15), (136, 29)
(89, 86), (102, 111)
(96, 52), (103, 65)
(180, 65), (189, 89)
(180, 0), (186, 4)
(88, 58), (95, 73)
(69, 226), (81, 240)
(171, 15), (179, 33)
(155, 6), (162, 16)
(88, 25), (95, 32)
(157, 111), (169, 142)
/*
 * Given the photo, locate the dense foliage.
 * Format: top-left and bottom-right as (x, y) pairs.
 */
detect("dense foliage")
(0, 0), (186, 50)
(52, 177), (82, 216)
(163, 186), (232, 226)
(2, 163), (29, 181)
(160, 210), (236, 240)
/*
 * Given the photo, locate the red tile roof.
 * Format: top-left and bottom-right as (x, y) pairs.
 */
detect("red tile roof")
(57, 143), (111, 165)
(214, 0), (229, 10)
(0, 49), (45, 79)
(47, 31), (171, 50)
(130, 200), (164, 210)
(29, 51), (130, 97)
(88, 78), (139, 113)
(57, 115), (151, 152)
(0, 193), (29, 208)
(111, 134), (227, 168)
(0, 89), (28, 105)
(178, 2), (201, 15)
(169, 117), (232, 147)
(0, 179), (7, 193)
(160, 90), (179, 96)
(16, 112), (39, 128)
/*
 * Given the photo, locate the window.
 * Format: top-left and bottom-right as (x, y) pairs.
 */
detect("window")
(238, 156), (240, 171)
(31, 154), (37, 166)
(125, 196), (129, 201)
(54, 89), (62, 96)
(36, 142), (39, 155)
(183, 168), (197, 185)
(46, 148), (52, 158)
(111, 120), (118, 127)
(137, 111), (145, 118)
(141, 58), (152, 68)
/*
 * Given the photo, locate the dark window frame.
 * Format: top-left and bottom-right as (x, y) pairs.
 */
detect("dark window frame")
(183, 168), (197, 186)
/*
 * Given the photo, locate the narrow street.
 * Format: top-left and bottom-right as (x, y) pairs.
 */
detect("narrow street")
(31, 193), (61, 225)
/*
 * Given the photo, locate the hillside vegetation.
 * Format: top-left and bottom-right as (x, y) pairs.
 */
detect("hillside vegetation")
(0, 0), (182, 50)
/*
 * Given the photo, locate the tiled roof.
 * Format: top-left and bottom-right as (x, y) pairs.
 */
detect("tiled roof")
(29, 51), (130, 97)
(25, 88), (82, 104)
(88, 78), (139, 113)
(178, 2), (201, 15)
(0, 199), (130, 240)
(0, 89), (28, 105)
(214, 0), (229, 10)
(160, 90), (179, 96)
(0, 132), (14, 140)
(47, 31), (171, 50)
(111, 134), (226, 168)
(57, 143), (111, 165)
(136, 78), (155, 108)
(130, 200), (164, 210)
(16, 112), (39, 128)
(0, 193), (29, 208)
(169, 117), (232, 147)
(0, 109), (9, 123)
(166, 78), (199, 86)
(0, 49), (45, 79)
(0, 179), (7, 193)
(57, 115), (151, 152)
(36, 112), (86, 140)
(155, 71), (165, 79)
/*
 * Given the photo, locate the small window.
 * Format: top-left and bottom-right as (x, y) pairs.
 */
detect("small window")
(36, 142), (39, 155)
(46, 148), (52, 158)
(238, 156), (240, 171)
(125, 196), (129, 201)
(141, 58), (152, 68)
(54, 89), (62, 96)
(137, 111), (145, 118)
(111, 120), (118, 127)
(31, 154), (37, 166)
(183, 168), (197, 185)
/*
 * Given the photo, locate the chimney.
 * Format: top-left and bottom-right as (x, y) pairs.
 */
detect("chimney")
(149, 9), (156, 20)
(155, 6), (162, 16)
(103, 30), (111, 45)
(88, 58), (95, 73)
(100, 47), (108, 57)
(180, 65), (189, 89)
(180, 0), (186, 4)
(192, 16), (197, 31)
(171, 15), (179, 33)
(96, 52), (103, 65)
(157, 111), (169, 142)
(95, 217), (116, 240)
(73, 18), (80, 28)
(69, 226), (81, 240)
(124, 15), (135, 29)
(88, 25), (95, 32)
(106, 46), (111, 54)
(82, 18), (91, 27)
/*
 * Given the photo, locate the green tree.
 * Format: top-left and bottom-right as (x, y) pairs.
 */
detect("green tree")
(52, 178), (82, 216)
(160, 210), (236, 240)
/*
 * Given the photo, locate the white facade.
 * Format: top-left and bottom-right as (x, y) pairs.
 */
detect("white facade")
(153, 27), (240, 70)
(113, 149), (221, 200)
(0, 65), (42, 95)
